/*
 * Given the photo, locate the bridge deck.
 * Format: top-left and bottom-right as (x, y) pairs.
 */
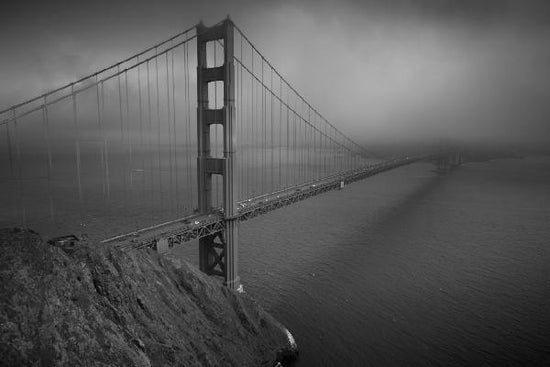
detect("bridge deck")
(103, 154), (435, 250)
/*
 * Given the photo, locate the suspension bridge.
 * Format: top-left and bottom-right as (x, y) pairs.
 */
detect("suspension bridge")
(0, 18), (461, 290)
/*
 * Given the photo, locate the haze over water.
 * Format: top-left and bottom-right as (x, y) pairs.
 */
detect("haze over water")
(174, 156), (550, 366)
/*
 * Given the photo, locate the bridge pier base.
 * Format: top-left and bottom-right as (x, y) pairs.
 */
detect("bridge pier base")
(198, 224), (241, 290)
(199, 234), (224, 277)
(155, 238), (170, 254)
(223, 218), (240, 290)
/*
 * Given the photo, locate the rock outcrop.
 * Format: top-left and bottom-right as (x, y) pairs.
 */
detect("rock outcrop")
(0, 228), (297, 366)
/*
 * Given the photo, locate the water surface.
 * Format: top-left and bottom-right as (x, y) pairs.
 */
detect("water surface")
(174, 157), (550, 366)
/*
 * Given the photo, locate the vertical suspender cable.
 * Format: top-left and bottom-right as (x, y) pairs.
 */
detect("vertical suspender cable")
(313, 109), (316, 181)
(13, 110), (26, 227)
(301, 103), (304, 183)
(250, 48), (254, 197)
(308, 106), (311, 182)
(95, 78), (105, 217)
(336, 129), (339, 173)
(137, 57), (144, 172)
(293, 99), (297, 186)
(96, 77), (105, 196)
(96, 78), (109, 217)
(118, 65), (124, 138)
(146, 60), (154, 219)
(239, 34), (244, 200)
(298, 101), (302, 184)
(43, 96), (54, 223)
(339, 131), (343, 173)
(118, 66), (128, 213)
(323, 117), (326, 178)
(186, 41), (193, 212)
(304, 102), (307, 182)
(183, 42), (191, 213)
(171, 47), (179, 214)
(165, 53), (173, 214)
(234, 45), (239, 200)
(258, 55), (265, 195)
(331, 126), (335, 175)
(300, 100), (303, 184)
(101, 81), (110, 201)
(337, 130), (340, 174)
(5, 118), (14, 178)
(318, 114), (321, 180)
(5, 114), (15, 223)
(155, 51), (163, 216)
(264, 60), (268, 193)
(137, 56), (145, 216)
(270, 67), (274, 193)
(286, 86), (289, 189)
(261, 58), (266, 194)
(316, 114), (319, 178)
(72, 85), (83, 221)
(305, 104), (309, 182)
(125, 70), (133, 194)
(309, 108), (313, 181)
(278, 74), (282, 190)
(250, 47), (254, 196)
(304, 102), (308, 183)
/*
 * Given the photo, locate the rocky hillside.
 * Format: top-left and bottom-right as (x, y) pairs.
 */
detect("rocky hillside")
(0, 228), (297, 366)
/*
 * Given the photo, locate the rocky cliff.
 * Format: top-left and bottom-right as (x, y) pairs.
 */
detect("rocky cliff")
(0, 228), (296, 366)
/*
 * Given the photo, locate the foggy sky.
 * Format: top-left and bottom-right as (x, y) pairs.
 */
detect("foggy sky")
(1, 0), (549, 146)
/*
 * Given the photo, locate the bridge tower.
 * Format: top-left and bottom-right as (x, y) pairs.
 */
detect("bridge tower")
(196, 18), (240, 290)
(435, 149), (463, 173)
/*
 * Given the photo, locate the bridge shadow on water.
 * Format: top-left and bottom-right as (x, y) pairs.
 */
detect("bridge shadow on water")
(240, 162), (458, 366)
(253, 158), (550, 367)
(272, 162), (448, 287)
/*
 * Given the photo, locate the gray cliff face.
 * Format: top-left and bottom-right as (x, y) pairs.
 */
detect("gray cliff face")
(0, 228), (295, 366)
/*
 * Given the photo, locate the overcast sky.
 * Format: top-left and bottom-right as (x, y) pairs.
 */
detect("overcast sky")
(1, 0), (549, 146)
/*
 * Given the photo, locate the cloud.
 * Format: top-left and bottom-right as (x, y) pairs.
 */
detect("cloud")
(1, 0), (549, 146)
